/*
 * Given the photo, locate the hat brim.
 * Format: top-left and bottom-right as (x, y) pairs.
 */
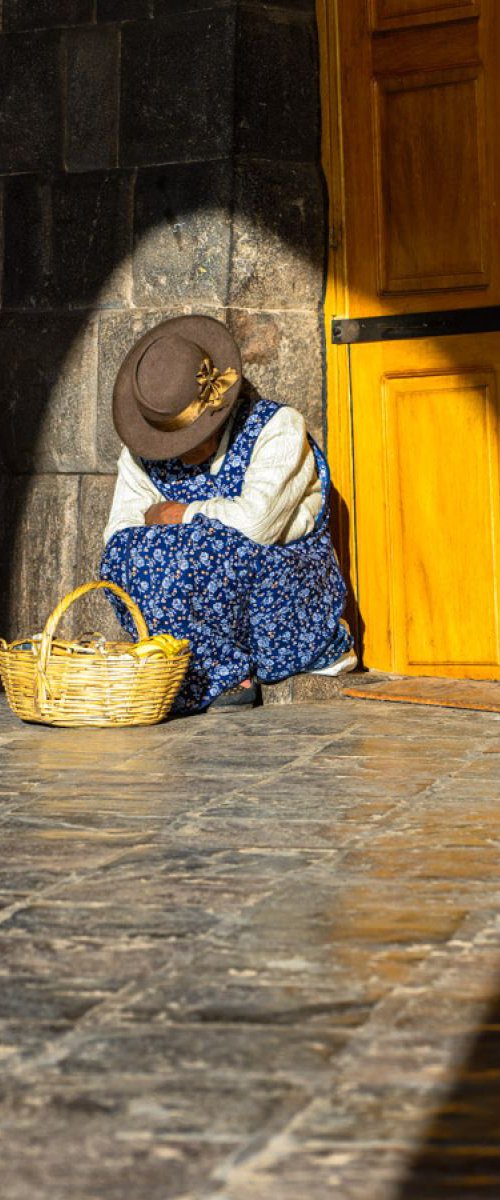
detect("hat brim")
(112, 315), (242, 460)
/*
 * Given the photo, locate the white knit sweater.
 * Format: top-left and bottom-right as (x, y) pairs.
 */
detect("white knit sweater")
(103, 405), (323, 547)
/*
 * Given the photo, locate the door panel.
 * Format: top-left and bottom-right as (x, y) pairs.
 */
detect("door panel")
(370, 0), (480, 33)
(351, 334), (500, 677)
(338, 0), (499, 315)
(374, 68), (488, 293)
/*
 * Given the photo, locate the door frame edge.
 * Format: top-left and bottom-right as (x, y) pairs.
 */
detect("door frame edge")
(317, 0), (360, 634)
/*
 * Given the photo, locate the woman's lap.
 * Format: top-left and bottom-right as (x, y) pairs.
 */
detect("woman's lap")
(101, 521), (259, 712)
(100, 518), (348, 713)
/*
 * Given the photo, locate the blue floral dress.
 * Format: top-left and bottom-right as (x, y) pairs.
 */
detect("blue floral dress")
(100, 398), (353, 715)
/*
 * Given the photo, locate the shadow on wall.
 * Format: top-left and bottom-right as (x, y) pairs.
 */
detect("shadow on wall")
(0, 0), (346, 642)
(0, 168), (330, 640)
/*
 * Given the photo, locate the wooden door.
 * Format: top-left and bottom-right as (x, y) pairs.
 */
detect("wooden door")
(352, 334), (500, 676)
(321, 0), (500, 678)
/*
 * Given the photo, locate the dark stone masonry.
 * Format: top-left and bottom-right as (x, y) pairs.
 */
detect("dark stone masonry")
(0, 0), (325, 646)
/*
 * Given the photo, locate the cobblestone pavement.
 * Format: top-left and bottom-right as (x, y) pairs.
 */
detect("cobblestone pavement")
(0, 692), (500, 1199)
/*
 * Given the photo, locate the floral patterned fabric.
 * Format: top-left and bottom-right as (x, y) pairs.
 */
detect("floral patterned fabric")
(100, 398), (352, 715)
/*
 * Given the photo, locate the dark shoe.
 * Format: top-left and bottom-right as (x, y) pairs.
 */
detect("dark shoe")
(209, 681), (261, 709)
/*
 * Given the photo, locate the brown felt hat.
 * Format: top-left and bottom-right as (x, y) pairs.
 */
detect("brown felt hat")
(112, 314), (242, 460)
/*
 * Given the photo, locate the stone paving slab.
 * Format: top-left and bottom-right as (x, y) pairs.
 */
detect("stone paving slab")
(0, 693), (499, 1197)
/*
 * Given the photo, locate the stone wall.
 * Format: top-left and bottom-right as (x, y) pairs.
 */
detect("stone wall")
(0, 0), (324, 642)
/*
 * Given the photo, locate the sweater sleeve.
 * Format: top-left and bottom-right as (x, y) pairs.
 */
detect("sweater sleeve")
(103, 446), (164, 544)
(182, 406), (322, 545)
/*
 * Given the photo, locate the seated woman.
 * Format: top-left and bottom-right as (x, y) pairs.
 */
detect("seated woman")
(100, 314), (356, 714)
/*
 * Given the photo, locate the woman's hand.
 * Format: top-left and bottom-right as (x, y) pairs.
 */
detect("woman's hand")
(145, 501), (188, 526)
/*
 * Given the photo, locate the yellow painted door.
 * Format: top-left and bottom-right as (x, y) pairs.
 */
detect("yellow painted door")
(332, 0), (500, 677)
(352, 335), (500, 676)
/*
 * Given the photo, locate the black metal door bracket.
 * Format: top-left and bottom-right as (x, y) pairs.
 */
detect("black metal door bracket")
(331, 305), (500, 345)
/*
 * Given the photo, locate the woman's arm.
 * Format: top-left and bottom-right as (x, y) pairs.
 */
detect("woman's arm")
(144, 500), (188, 526)
(182, 407), (322, 545)
(103, 447), (164, 543)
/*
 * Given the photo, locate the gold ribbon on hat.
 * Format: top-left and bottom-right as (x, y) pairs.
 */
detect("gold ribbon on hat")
(160, 355), (240, 432)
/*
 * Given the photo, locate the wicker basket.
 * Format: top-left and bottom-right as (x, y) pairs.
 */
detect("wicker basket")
(0, 580), (190, 728)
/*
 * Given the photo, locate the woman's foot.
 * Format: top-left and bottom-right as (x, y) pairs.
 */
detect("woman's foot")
(308, 649), (358, 677)
(304, 620), (357, 677)
(209, 680), (261, 709)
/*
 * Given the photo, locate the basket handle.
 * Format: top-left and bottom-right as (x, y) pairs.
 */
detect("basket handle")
(37, 581), (149, 682)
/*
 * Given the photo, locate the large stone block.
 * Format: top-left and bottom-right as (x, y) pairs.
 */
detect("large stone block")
(153, 0), (232, 9)
(0, 32), (62, 172)
(290, 674), (345, 703)
(252, 0), (315, 7)
(229, 161), (324, 309)
(0, 179), (5, 307)
(227, 308), (324, 445)
(65, 26), (120, 172)
(235, 8), (319, 162)
(75, 476), (125, 641)
(0, 314), (98, 473)
(2, 176), (50, 309)
(120, 10), (236, 166)
(0, 475), (79, 642)
(49, 172), (133, 309)
(3, 173), (133, 310)
(155, 0), (314, 7)
(2, 0), (93, 29)
(97, 0), (152, 19)
(133, 164), (232, 308)
(261, 679), (293, 706)
(96, 306), (225, 471)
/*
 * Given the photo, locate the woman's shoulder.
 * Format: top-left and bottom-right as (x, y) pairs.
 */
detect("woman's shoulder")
(231, 397), (309, 446)
(249, 399), (309, 437)
(117, 445), (153, 484)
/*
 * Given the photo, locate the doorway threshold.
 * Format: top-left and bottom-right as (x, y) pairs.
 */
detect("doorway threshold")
(342, 672), (500, 714)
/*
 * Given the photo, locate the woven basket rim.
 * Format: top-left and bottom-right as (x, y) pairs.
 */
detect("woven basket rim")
(0, 580), (190, 727)
(1, 635), (190, 659)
